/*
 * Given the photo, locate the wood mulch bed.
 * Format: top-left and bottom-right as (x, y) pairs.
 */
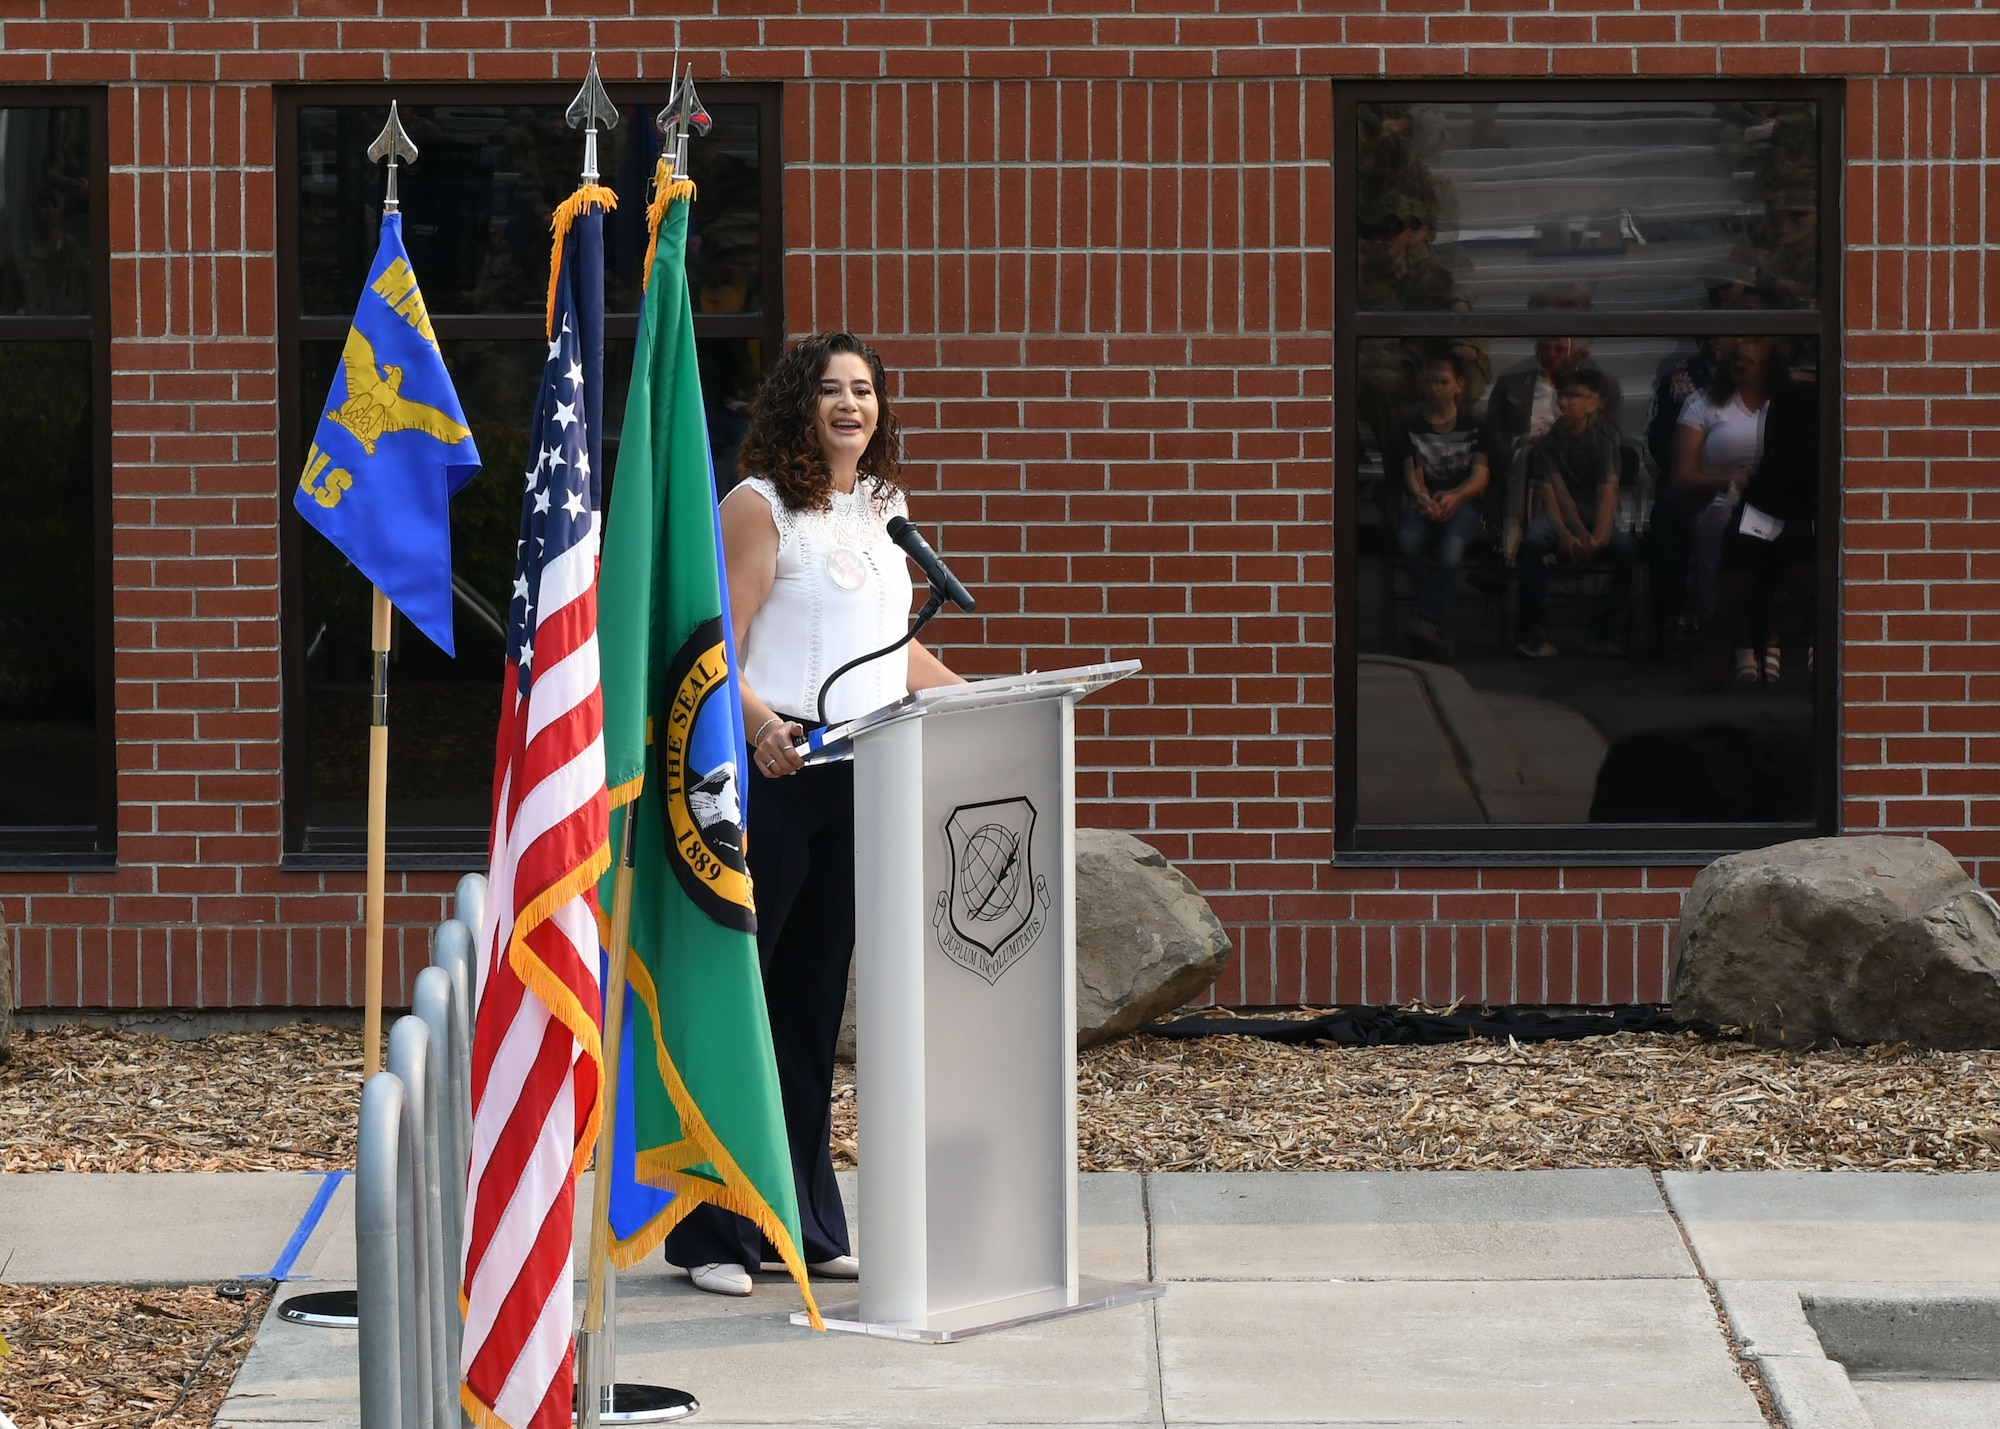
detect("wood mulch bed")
(0, 1283), (271, 1429)
(1, 1024), (359, 1174)
(11, 1016), (1997, 1178)
(1071, 1025), (2000, 1172)
(8, 1015), (2000, 1426)
(843, 1018), (2000, 1174)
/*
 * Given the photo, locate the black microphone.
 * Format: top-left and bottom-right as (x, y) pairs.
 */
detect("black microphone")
(886, 515), (976, 612)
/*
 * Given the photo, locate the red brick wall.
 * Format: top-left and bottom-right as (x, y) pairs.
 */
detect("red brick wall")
(2, 4), (1996, 1013)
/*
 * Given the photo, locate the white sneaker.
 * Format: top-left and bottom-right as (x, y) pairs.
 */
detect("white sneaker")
(687, 1262), (753, 1296)
(808, 1254), (860, 1279)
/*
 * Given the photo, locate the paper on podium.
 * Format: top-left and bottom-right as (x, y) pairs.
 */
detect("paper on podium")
(800, 659), (1140, 764)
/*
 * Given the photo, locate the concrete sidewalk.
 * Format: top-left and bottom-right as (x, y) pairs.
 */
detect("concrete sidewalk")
(6, 1170), (2000, 1428)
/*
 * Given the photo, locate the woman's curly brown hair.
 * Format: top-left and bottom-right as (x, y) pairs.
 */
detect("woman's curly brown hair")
(737, 332), (904, 512)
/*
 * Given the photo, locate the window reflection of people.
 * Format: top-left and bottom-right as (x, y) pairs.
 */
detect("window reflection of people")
(0, 189), (88, 315)
(695, 246), (761, 492)
(1716, 376), (1817, 685)
(1482, 318), (1619, 561)
(1750, 103), (1818, 308)
(1644, 336), (1724, 644)
(1356, 192), (1461, 314)
(1394, 352), (1488, 660)
(1515, 369), (1635, 658)
(1758, 195), (1816, 308)
(664, 332), (966, 1299)
(1671, 335), (1781, 680)
(699, 339), (757, 495)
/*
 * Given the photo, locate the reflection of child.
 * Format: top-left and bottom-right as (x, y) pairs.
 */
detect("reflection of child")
(1394, 354), (1489, 659)
(1516, 369), (1636, 658)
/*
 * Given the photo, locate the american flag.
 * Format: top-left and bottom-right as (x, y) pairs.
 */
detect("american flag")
(461, 247), (609, 1429)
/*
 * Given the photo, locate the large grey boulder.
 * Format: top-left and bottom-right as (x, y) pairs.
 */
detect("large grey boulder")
(1672, 835), (2000, 1049)
(1072, 828), (1232, 1047)
(837, 828), (1232, 1060)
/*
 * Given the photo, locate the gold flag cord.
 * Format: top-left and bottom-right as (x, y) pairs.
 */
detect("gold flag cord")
(545, 184), (619, 340)
(640, 154), (695, 294)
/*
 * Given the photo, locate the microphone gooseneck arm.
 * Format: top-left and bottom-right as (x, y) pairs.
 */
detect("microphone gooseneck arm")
(814, 589), (945, 728)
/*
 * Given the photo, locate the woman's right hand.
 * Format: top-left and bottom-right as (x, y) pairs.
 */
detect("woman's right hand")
(752, 716), (806, 779)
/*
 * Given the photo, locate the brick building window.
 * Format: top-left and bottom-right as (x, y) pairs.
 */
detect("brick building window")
(1333, 83), (1842, 859)
(0, 93), (113, 863)
(276, 85), (782, 865)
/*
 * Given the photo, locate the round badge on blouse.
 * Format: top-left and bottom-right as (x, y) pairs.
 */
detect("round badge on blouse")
(825, 547), (869, 592)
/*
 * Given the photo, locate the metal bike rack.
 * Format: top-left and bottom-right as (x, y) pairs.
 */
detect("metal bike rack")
(356, 1042), (433, 1429)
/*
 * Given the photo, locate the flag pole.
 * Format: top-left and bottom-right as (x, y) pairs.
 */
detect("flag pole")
(363, 586), (392, 1078)
(360, 102), (417, 1079)
(575, 67), (705, 1426)
(560, 57), (692, 1429)
(578, 809), (635, 1429)
(576, 79), (689, 1331)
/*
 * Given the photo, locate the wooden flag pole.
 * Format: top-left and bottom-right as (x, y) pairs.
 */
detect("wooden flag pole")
(362, 585), (393, 1078)
(357, 103), (415, 1083)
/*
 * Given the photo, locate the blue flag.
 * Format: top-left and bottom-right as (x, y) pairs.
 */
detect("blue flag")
(604, 959), (676, 1251)
(295, 212), (480, 655)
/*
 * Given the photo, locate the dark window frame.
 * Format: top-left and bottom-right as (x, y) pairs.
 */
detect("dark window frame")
(0, 85), (115, 867)
(274, 82), (785, 869)
(1331, 79), (1845, 863)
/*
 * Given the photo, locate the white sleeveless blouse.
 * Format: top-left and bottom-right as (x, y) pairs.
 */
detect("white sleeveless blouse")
(726, 476), (914, 724)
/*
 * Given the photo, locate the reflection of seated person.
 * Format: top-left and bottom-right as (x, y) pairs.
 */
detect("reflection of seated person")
(1393, 352), (1489, 660)
(0, 190), (89, 315)
(1716, 377), (1816, 685)
(1481, 330), (1620, 560)
(1515, 369), (1636, 659)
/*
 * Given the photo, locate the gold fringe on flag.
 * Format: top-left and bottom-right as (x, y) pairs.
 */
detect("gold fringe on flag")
(545, 183), (619, 340)
(591, 900), (825, 1330)
(641, 153), (696, 293)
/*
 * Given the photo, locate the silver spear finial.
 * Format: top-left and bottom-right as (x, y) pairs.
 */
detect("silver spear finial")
(654, 45), (683, 146)
(565, 55), (620, 184)
(663, 63), (712, 179)
(366, 101), (418, 214)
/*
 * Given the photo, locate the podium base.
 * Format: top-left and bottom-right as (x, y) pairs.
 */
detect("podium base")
(789, 1275), (1164, 1343)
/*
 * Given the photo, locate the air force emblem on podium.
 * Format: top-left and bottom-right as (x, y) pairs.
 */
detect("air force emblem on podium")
(934, 797), (1050, 985)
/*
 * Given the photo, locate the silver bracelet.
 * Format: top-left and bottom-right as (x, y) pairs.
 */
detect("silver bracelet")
(753, 716), (784, 746)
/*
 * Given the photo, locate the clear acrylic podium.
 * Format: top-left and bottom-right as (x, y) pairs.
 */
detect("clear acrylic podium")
(789, 661), (1165, 1341)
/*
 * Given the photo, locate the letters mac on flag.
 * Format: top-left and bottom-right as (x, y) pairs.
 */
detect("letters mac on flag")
(294, 210), (481, 655)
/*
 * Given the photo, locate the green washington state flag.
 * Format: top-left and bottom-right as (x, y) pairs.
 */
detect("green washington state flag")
(594, 166), (818, 1324)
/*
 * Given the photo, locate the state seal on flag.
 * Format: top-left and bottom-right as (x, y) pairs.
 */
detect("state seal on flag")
(656, 615), (756, 933)
(933, 797), (1049, 985)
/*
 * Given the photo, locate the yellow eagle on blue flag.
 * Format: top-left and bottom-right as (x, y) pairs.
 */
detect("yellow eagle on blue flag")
(295, 211), (480, 655)
(325, 326), (471, 457)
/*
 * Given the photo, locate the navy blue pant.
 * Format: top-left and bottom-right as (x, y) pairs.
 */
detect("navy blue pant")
(1518, 513), (1637, 640)
(662, 753), (855, 1272)
(1396, 500), (1482, 630)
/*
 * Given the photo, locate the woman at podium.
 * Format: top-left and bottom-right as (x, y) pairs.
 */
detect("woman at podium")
(666, 331), (965, 1297)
